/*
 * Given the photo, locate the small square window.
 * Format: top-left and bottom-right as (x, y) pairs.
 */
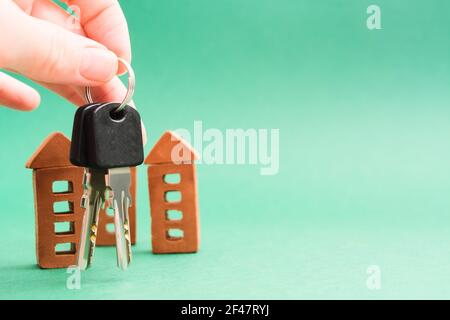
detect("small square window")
(106, 223), (115, 233)
(167, 228), (184, 240)
(164, 191), (182, 203)
(55, 243), (76, 255)
(166, 210), (183, 221)
(53, 201), (74, 214)
(163, 173), (181, 184)
(106, 207), (115, 217)
(54, 221), (75, 235)
(52, 181), (73, 194)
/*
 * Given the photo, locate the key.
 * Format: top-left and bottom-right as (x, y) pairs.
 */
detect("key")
(72, 102), (106, 270)
(107, 167), (132, 269)
(78, 168), (107, 270)
(70, 102), (144, 270)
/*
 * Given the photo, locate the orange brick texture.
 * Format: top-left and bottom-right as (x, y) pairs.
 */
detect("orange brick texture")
(146, 131), (200, 254)
(33, 166), (84, 268)
(148, 163), (199, 253)
(27, 133), (137, 269)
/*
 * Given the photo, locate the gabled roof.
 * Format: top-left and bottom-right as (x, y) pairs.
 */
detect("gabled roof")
(26, 132), (73, 169)
(144, 131), (199, 165)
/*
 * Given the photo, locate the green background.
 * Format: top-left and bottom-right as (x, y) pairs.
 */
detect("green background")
(1, 0), (450, 299)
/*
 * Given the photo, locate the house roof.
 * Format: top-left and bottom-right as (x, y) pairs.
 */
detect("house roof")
(26, 132), (73, 169)
(144, 131), (199, 165)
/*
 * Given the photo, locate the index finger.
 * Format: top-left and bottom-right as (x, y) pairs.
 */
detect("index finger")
(63, 0), (131, 71)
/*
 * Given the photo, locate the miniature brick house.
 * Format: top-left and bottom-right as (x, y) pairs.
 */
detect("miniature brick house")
(26, 133), (84, 268)
(26, 132), (137, 269)
(145, 131), (200, 254)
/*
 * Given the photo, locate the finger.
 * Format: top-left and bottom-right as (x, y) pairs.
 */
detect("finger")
(38, 82), (85, 106)
(81, 76), (126, 103)
(12, 0), (33, 13)
(73, 77), (148, 145)
(62, 0), (131, 73)
(0, 1), (118, 86)
(22, 0), (85, 36)
(40, 78), (126, 108)
(14, 1), (128, 74)
(40, 78), (148, 145)
(0, 72), (40, 111)
(40, 78), (147, 144)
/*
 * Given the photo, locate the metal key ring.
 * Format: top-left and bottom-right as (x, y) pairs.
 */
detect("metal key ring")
(84, 57), (135, 113)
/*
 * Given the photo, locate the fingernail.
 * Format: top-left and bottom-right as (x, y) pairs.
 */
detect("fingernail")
(79, 48), (118, 82)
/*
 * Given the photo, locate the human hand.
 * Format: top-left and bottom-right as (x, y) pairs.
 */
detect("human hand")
(0, 0), (132, 111)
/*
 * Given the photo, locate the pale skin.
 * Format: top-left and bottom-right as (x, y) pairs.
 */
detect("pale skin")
(0, 0), (147, 142)
(0, 0), (131, 111)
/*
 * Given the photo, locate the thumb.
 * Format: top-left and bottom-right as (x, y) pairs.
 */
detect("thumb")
(0, 1), (118, 86)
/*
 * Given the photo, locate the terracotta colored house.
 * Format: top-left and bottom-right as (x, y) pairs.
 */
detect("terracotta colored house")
(26, 132), (137, 269)
(145, 131), (200, 254)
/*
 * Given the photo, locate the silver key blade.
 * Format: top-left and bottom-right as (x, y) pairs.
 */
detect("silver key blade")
(77, 169), (107, 270)
(107, 167), (132, 271)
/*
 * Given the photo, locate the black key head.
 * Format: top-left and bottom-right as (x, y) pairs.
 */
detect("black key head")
(70, 103), (144, 169)
(70, 103), (101, 167)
